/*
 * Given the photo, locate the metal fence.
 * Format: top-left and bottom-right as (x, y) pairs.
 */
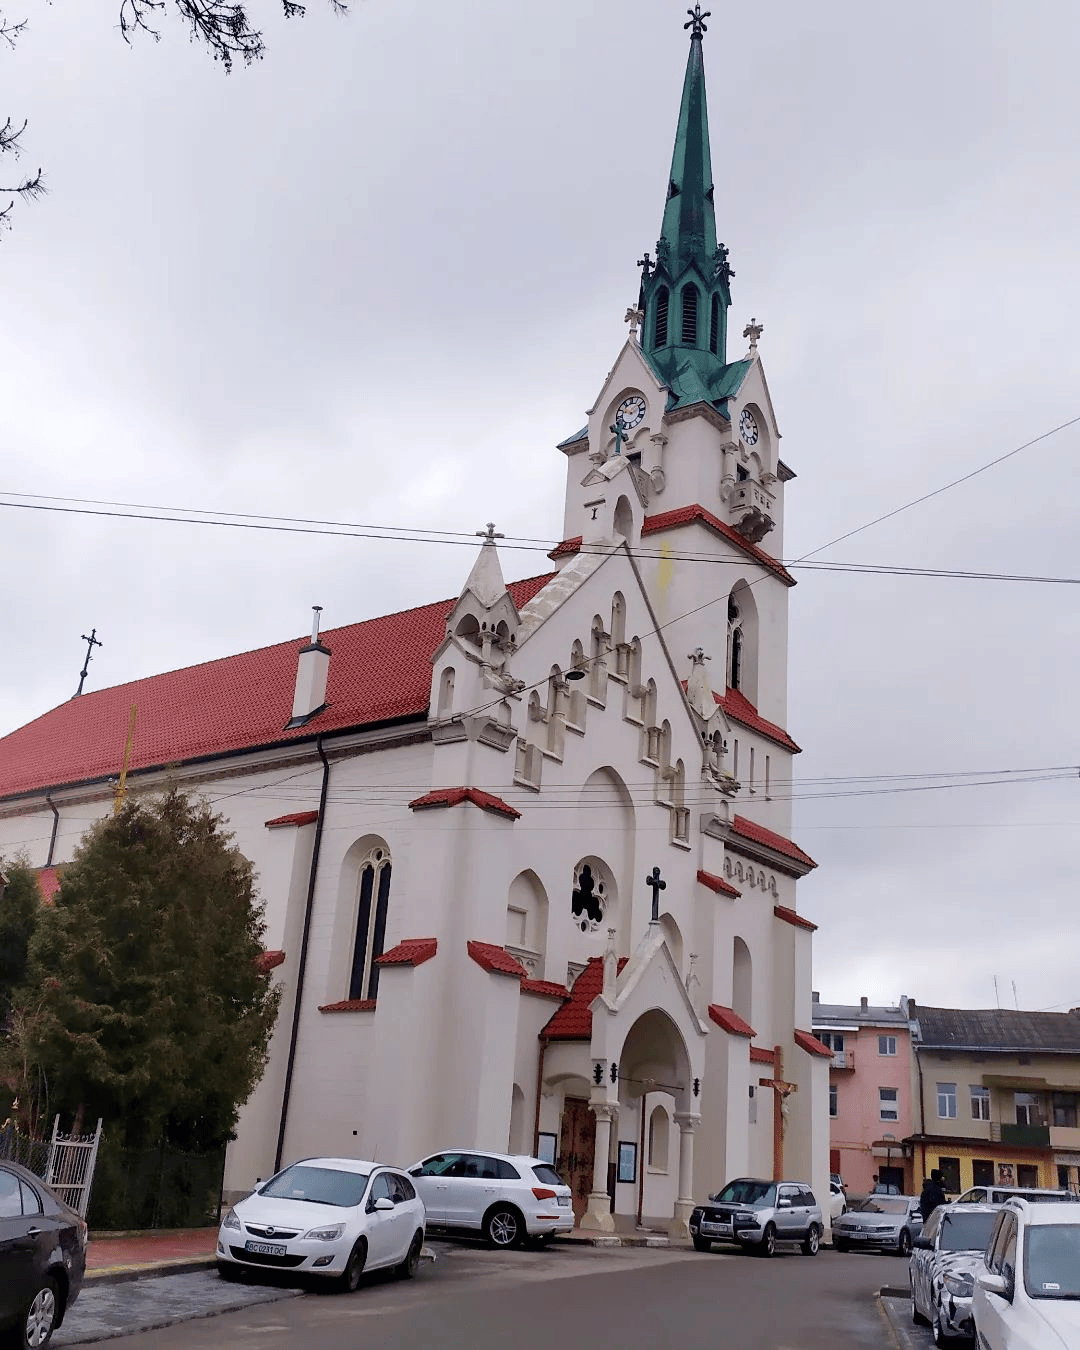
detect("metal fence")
(0, 1116), (103, 1218)
(0, 1122), (51, 1177)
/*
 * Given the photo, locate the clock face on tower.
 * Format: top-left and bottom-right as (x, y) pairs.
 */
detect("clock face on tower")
(739, 408), (759, 447)
(617, 394), (647, 430)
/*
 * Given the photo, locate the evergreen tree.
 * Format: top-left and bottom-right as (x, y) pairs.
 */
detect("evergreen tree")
(6, 788), (281, 1150)
(0, 858), (41, 1024)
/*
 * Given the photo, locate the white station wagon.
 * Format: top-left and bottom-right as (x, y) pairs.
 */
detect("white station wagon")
(408, 1150), (574, 1247)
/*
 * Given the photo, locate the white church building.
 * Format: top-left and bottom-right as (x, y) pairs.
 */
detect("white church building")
(0, 10), (830, 1234)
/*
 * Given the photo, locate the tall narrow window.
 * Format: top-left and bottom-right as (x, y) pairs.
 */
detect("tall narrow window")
(349, 846), (392, 1001)
(653, 287), (669, 348)
(710, 294), (720, 354)
(727, 594), (743, 691)
(681, 284), (698, 345)
(749, 747), (756, 794)
(764, 754), (771, 799)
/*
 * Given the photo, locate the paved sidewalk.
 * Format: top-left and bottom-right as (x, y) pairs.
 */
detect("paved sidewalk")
(86, 1229), (219, 1283)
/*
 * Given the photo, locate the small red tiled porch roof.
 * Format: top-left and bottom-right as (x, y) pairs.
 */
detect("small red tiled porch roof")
(265, 811), (319, 829)
(749, 1045), (775, 1064)
(256, 949), (286, 974)
(409, 788), (521, 820)
(708, 1004), (755, 1038)
(375, 938), (438, 967)
(540, 956), (629, 1040)
(467, 941), (529, 978)
(716, 688), (801, 753)
(697, 868), (740, 898)
(731, 815), (817, 870)
(774, 905), (817, 932)
(520, 979), (570, 1001)
(794, 1028), (833, 1057)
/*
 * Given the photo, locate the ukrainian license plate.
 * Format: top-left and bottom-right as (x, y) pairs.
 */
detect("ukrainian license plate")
(701, 1221), (732, 1237)
(557, 1195), (571, 1207)
(245, 1239), (287, 1257)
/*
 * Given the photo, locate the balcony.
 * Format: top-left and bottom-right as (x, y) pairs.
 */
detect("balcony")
(830, 1048), (855, 1071)
(993, 1122), (1051, 1148)
(1050, 1125), (1080, 1151)
(728, 479), (776, 543)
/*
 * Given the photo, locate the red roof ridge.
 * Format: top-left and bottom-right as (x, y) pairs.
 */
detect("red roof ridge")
(265, 811), (319, 829)
(731, 815), (817, 870)
(319, 998), (377, 1013)
(641, 505), (796, 586)
(375, 938), (438, 967)
(468, 940), (529, 978)
(697, 868), (740, 898)
(794, 1028), (833, 1057)
(774, 904), (818, 932)
(409, 787), (521, 820)
(708, 1004), (755, 1037)
(715, 688), (801, 754)
(749, 1045), (776, 1064)
(520, 978), (570, 1000)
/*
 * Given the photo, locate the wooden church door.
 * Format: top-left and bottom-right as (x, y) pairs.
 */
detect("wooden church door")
(558, 1097), (596, 1224)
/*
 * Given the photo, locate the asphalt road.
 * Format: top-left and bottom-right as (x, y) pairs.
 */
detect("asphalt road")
(60, 1238), (908, 1349)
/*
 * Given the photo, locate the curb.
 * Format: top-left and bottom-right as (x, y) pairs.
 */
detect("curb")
(86, 1258), (218, 1286)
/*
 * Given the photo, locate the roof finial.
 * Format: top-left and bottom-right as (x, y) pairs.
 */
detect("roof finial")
(743, 317), (764, 352)
(684, 4), (710, 39)
(73, 627), (102, 698)
(476, 522), (504, 544)
(624, 306), (644, 341)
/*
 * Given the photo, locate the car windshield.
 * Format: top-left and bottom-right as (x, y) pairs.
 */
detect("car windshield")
(259, 1164), (369, 1207)
(851, 1197), (908, 1215)
(710, 1180), (776, 1207)
(939, 1212), (998, 1252)
(1024, 1225), (1080, 1299)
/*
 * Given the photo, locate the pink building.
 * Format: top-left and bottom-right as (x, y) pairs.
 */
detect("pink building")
(812, 994), (915, 1195)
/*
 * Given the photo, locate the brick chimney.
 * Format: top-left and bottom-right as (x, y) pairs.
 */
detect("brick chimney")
(860, 996), (869, 1011)
(288, 606), (331, 728)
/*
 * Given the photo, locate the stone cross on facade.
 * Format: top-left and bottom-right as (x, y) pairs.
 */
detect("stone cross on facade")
(624, 306), (644, 341)
(743, 317), (764, 352)
(645, 865), (667, 922)
(476, 523), (504, 543)
(609, 414), (629, 456)
(758, 1044), (798, 1180)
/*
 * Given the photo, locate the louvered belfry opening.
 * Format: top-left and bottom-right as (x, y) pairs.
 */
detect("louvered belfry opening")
(681, 283), (698, 345)
(710, 294), (720, 354)
(653, 286), (670, 347)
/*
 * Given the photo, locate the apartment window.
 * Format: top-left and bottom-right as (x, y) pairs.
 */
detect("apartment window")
(1015, 1092), (1041, 1127)
(879, 1087), (899, 1121)
(878, 1035), (897, 1057)
(971, 1085), (991, 1121)
(937, 1157), (961, 1195)
(972, 1159), (994, 1187)
(829, 1085), (838, 1118)
(1017, 1164), (1039, 1188)
(817, 1031), (844, 1053)
(937, 1083), (957, 1119)
(1053, 1093), (1079, 1128)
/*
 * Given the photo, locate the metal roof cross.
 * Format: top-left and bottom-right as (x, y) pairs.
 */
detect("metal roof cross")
(684, 4), (710, 38)
(476, 523), (504, 543)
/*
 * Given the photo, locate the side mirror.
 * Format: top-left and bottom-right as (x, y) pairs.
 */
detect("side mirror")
(977, 1271), (1011, 1300)
(912, 1235), (932, 1250)
(373, 1196), (395, 1213)
(777, 1197), (792, 1209)
(408, 1167), (422, 1177)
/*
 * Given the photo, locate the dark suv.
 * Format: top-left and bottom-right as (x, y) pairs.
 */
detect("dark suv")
(0, 1159), (87, 1349)
(690, 1178), (823, 1257)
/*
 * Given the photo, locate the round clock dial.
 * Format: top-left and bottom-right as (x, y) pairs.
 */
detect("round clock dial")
(617, 394), (647, 430)
(739, 408), (759, 446)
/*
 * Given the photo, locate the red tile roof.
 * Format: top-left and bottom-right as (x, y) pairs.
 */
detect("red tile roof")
(716, 688), (801, 753)
(750, 1045), (776, 1064)
(697, 868), (740, 898)
(35, 866), (62, 904)
(520, 979), (570, 1001)
(375, 938), (438, 967)
(540, 956), (628, 1040)
(467, 941), (529, 979)
(0, 576), (554, 801)
(256, 949), (286, 973)
(318, 998), (377, 1013)
(641, 506), (796, 586)
(708, 1004), (755, 1037)
(409, 787), (521, 821)
(794, 1028), (833, 1058)
(774, 905), (818, 933)
(265, 811), (319, 829)
(548, 535), (583, 560)
(732, 815), (817, 870)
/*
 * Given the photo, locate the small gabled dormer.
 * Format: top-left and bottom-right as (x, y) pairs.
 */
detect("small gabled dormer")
(685, 646), (736, 795)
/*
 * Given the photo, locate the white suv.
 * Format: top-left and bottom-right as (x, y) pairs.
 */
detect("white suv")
(974, 1198), (1080, 1348)
(407, 1150), (574, 1247)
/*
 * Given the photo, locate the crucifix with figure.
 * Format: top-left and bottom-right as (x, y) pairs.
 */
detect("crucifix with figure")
(759, 1044), (798, 1180)
(645, 866), (666, 922)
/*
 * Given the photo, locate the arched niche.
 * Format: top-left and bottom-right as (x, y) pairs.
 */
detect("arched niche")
(733, 936), (753, 1026)
(613, 494), (633, 541)
(437, 666), (455, 719)
(648, 1103), (671, 1170)
(727, 579), (759, 702)
(506, 869), (549, 974)
(509, 1084), (528, 1155)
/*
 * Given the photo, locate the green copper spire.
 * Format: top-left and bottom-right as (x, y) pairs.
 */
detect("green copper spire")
(637, 6), (747, 413)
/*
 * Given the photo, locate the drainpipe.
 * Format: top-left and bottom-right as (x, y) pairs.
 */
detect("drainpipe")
(45, 796), (60, 868)
(533, 1037), (548, 1157)
(917, 1048), (927, 1183)
(274, 737), (331, 1172)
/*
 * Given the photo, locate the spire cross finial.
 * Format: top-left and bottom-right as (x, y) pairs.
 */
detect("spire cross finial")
(624, 306), (644, 340)
(74, 627), (102, 698)
(743, 317), (764, 351)
(636, 251), (653, 280)
(645, 865), (667, 923)
(476, 522), (504, 543)
(684, 4), (710, 38)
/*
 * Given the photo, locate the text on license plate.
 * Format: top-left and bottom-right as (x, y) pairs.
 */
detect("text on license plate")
(701, 1221), (732, 1236)
(245, 1240), (287, 1257)
(557, 1196), (571, 1207)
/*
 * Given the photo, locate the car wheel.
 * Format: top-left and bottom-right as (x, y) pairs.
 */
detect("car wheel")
(484, 1205), (523, 1249)
(911, 1286), (929, 1326)
(758, 1223), (776, 1257)
(396, 1232), (423, 1280)
(12, 1276), (58, 1350)
(692, 1237), (712, 1253)
(801, 1224), (821, 1256)
(217, 1262), (245, 1283)
(932, 1302), (951, 1346)
(338, 1238), (367, 1293)
(897, 1229), (912, 1257)
(833, 1238), (849, 1253)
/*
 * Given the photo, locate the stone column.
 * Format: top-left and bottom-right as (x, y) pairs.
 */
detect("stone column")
(581, 1102), (616, 1233)
(669, 1112), (701, 1238)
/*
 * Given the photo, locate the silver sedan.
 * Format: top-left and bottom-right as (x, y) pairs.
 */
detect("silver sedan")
(832, 1194), (924, 1256)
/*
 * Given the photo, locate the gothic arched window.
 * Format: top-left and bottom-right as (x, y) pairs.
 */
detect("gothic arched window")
(681, 284), (699, 345)
(710, 294), (720, 355)
(349, 845), (392, 1001)
(571, 861), (606, 934)
(728, 594), (743, 691)
(653, 287), (669, 348)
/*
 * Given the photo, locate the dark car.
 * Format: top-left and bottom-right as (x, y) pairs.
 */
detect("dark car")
(0, 1160), (87, 1349)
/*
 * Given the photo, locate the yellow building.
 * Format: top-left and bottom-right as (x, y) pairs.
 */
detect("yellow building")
(906, 1003), (1080, 1196)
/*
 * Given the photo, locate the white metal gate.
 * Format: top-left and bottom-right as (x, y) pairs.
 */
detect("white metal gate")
(44, 1116), (103, 1218)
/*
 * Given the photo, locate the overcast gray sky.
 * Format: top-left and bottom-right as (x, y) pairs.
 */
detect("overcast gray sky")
(3, 0), (1078, 1016)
